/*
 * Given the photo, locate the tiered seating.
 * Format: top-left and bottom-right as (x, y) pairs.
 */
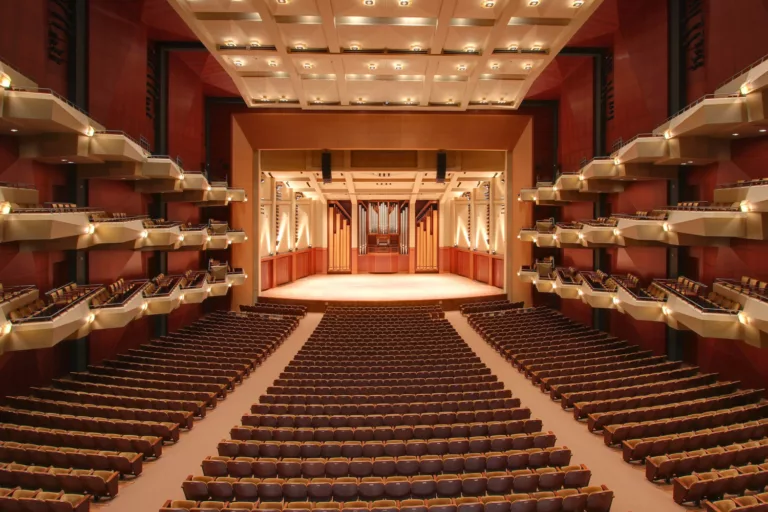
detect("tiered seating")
(467, 306), (768, 508)
(161, 306), (614, 512)
(656, 277), (741, 313)
(718, 276), (768, 301)
(241, 304), (308, 318)
(0, 487), (89, 511)
(8, 283), (101, 322)
(90, 279), (145, 307)
(145, 274), (184, 297)
(0, 311), (298, 509)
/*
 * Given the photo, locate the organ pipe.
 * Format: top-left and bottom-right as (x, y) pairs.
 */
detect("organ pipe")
(328, 204), (351, 272)
(416, 205), (438, 271)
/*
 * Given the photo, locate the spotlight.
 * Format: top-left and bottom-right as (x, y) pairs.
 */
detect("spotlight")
(572, 0), (584, 6)
(738, 312), (750, 325)
(578, 289), (584, 297)
(85, 126), (95, 137)
(662, 222), (670, 232)
(612, 296), (620, 306)
(2, 322), (11, 335)
(85, 224), (95, 235)
(662, 305), (671, 315)
(664, 130), (672, 139)
(140, 230), (148, 239)
(613, 228), (621, 236)
(0, 73), (11, 88)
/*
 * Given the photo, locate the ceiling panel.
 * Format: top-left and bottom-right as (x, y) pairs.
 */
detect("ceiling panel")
(169, 0), (605, 109)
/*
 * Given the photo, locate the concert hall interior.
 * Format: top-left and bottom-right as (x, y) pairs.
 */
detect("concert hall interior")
(1, 1), (768, 512)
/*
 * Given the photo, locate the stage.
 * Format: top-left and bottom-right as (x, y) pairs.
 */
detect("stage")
(259, 274), (505, 311)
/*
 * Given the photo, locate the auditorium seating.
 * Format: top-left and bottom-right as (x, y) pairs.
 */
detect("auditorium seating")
(0, 487), (90, 511)
(459, 301), (523, 316)
(467, 305), (768, 509)
(0, 311), (297, 509)
(161, 306), (614, 512)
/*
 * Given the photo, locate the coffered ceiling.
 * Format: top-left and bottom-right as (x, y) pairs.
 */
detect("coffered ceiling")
(167, 0), (603, 110)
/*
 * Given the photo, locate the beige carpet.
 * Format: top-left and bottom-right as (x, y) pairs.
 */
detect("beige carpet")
(447, 311), (685, 512)
(93, 313), (323, 512)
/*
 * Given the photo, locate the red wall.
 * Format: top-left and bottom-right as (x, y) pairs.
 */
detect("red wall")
(0, 0), (67, 93)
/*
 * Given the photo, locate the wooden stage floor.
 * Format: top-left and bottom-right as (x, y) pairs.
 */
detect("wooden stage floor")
(259, 274), (505, 310)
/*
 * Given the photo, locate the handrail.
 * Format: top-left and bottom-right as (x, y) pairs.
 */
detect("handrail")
(93, 130), (151, 154)
(717, 53), (768, 91)
(0, 181), (36, 190)
(660, 93), (742, 126)
(92, 214), (149, 223)
(612, 276), (666, 302)
(7, 86), (95, 120)
(612, 133), (664, 153)
(717, 178), (768, 189)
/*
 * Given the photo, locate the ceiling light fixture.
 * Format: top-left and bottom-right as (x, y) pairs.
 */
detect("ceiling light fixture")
(399, 0), (410, 5)
(732, 133), (740, 137)
(394, 63), (403, 70)
(411, 44), (422, 51)
(250, 40), (261, 47)
(523, 62), (533, 70)
(277, 0), (288, 4)
(268, 60), (277, 67)
(483, 0), (495, 6)
(233, 59), (244, 67)
(303, 62), (313, 69)
(225, 40), (236, 47)
(295, 43), (306, 50)
(491, 63), (500, 70)
(508, 44), (519, 51)
(350, 44), (361, 50)
(572, 0), (584, 6)
(528, 0), (540, 5)
(457, 64), (467, 71)
(10, 129), (18, 133)
(368, 63), (377, 70)
(363, 0), (374, 5)
(464, 45), (476, 53)
(760, 129), (767, 133)
(531, 43), (542, 51)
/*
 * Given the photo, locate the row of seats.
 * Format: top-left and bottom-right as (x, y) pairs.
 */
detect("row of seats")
(161, 306), (613, 511)
(674, 463), (768, 505)
(180, 468), (593, 502)
(241, 304), (308, 318)
(0, 463), (118, 499)
(0, 487), (89, 512)
(466, 305), (766, 510)
(201, 448), (573, 478)
(160, 489), (614, 512)
(459, 302), (523, 317)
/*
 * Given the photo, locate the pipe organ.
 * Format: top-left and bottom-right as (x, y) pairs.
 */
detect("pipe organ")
(328, 203), (351, 272)
(416, 204), (439, 272)
(358, 201), (408, 255)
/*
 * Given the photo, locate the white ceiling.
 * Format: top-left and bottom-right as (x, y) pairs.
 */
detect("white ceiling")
(168, 0), (603, 110)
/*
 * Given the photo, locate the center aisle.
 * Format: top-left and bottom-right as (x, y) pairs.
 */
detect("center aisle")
(94, 313), (323, 512)
(446, 311), (681, 512)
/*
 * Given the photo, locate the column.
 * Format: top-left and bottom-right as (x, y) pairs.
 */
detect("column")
(408, 200), (416, 273)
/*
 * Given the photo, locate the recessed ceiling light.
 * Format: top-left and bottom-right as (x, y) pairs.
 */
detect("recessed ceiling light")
(277, 0), (288, 4)
(531, 43), (542, 51)
(480, 98), (487, 104)
(261, 95), (269, 102)
(350, 44), (361, 51)
(314, 97), (322, 103)
(233, 59), (244, 67)
(732, 133), (740, 137)
(529, 0), (540, 5)
(295, 43), (306, 50)
(447, 98), (454, 104)
(508, 44), (519, 51)
(483, 0), (495, 6)
(363, 0), (374, 5)
(394, 63), (403, 70)
(368, 63), (377, 70)
(411, 44), (422, 51)
(491, 63), (500, 70)
(303, 62), (313, 69)
(760, 129), (767, 133)
(572, 0), (584, 6)
(464, 45), (476, 53)
(279, 96), (288, 102)
(225, 40), (236, 47)
(10, 129), (18, 133)
(399, 0), (410, 5)
(250, 41), (261, 48)
(457, 64), (467, 71)
(523, 62), (533, 70)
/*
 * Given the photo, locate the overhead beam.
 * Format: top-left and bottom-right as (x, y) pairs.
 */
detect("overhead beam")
(460, 0), (518, 110)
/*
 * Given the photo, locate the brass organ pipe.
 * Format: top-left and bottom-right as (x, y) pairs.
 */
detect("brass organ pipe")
(432, 208), (438, 269)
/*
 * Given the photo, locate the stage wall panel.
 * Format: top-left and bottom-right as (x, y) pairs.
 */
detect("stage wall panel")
(474, 254), (490, 284)
(275, 255), (292, 286)
(492, 258), (504, 289)
(456, 250), (471, 279)
(261, 260), (273, 291)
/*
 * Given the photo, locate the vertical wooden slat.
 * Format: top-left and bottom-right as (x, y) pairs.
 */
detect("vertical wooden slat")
(432, 209), (438, 269)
